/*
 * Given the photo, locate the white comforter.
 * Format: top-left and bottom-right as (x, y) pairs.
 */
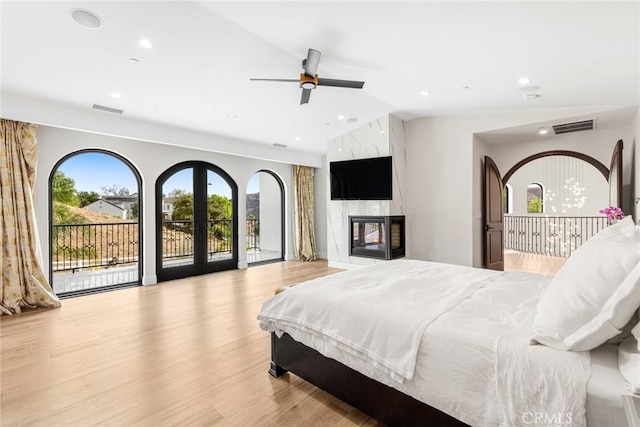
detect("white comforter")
(258, 259), (592, 426)
(259, 260), (503, 381)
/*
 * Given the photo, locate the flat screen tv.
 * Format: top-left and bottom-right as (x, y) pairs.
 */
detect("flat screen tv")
(330, 156), (392, 200)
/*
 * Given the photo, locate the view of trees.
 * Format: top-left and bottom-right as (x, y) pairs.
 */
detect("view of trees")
(527, 183), (543, 214)
(168, 189), (232, 221)
(78, 190), (100, 207)
(52, 171), (80, 206)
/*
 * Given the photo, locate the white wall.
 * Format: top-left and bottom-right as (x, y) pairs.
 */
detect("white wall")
(405, 107), (639, 268)
(314, 156), (328, 260)
(506, 157), (608, 216)
(258, 172), (282, 253)
(35, 125), (296, 285)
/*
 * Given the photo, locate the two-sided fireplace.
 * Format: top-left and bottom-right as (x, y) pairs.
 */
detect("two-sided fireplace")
(349, 215), (405, 260)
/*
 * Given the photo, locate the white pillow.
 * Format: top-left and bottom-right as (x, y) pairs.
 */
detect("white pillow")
(531, 217), (640, 351)
(618, 330), (640, 394)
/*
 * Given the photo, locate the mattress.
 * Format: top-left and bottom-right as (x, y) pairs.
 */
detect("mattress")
(587, 343), (629, 427)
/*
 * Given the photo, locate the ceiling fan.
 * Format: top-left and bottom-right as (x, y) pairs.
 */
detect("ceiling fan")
(250, 48), (365, 105)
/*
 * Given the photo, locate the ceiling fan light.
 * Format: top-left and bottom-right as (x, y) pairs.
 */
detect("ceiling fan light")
(301, 82), (315, 90)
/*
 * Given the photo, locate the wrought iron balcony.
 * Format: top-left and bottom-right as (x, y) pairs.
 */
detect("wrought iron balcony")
(52, 219), (261, 273)
(504, 215), (609, 257)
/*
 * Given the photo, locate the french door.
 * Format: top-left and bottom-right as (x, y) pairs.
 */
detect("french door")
(156, 161), (238, 282)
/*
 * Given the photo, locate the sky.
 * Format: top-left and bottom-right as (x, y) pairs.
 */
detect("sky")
(57, 152), (260, 198)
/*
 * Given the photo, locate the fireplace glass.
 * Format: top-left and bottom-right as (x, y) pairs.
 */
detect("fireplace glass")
(349, 216), (405, 260)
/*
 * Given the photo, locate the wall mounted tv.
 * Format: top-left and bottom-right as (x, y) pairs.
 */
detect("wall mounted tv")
(330, 156), (392, 200)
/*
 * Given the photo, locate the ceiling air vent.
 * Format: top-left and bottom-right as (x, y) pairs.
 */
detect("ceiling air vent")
(552, 119), (595, 135)
(273, 143), (288, 148)
(91, 104), (124, 115)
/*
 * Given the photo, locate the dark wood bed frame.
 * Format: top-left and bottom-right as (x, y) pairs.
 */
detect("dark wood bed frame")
(270, 332), (469, 426)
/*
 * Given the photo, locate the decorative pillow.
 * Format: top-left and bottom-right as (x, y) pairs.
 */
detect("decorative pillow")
(618, 330), (640, 394)
(531, 217), (640, 351)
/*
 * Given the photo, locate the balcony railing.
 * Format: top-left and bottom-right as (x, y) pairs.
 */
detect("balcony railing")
(53, 219), (261, 273)
(52, 222), (139, 272)
(504, 215), (609, 257)
(246, 218), (260, 251)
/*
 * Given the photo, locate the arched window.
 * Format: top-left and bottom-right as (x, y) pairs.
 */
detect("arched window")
(50, 150), (142, 296)
(503, 184), (513, 214)
(246, 170), (285, 265)
(527, 182), (544, 214)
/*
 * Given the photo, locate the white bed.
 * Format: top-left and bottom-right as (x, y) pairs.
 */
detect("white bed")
(260, 216), (640, 426)
(259, 259), (635, 426)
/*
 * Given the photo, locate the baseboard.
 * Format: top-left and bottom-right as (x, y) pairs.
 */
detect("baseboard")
(142, 275), (157, 285)
(327, 261), (364, 270)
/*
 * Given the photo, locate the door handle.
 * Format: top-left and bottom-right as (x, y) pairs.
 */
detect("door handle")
(483, 225), (493, 231)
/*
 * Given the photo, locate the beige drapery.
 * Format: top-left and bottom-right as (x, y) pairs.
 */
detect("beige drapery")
(0, 119), (60, 315)
(293, 165), (317, 261)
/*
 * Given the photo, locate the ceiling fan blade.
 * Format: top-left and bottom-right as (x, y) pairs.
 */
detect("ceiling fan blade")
(300, 88), (312, 105)
(250, 78), (299, 83)
(317, 78), (365, 89)
(303, 49), (321, 77)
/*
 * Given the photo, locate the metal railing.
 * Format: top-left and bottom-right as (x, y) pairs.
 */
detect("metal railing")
(53, 219), (261, 273)
(246, 218), (260, 251)
(504, 215), (609, 257)
(52, 222), (139, 272)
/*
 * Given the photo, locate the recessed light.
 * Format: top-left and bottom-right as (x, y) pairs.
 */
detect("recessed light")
(337, 115), (345, 120)
(461, 86), (470, 90)
(70, 8), (102, 29)
(524, 93), (541, 100)
(111, 92), (121, 99)
(129, 58), (139, 64)
(421, 90), (431, 96)
(519, 85), (540, 92)
(138, 39), (153, 49)
(538, 127), (549, 135)
(518, 77), (532, 85)
(379, 130), (385, 134)
(294, 137), (301, 142)
(346, 117), (358, 123)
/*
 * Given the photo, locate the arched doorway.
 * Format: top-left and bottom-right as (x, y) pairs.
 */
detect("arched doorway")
(49, 150), (142, 296)
(483, 143), (622, 273)
(156, 161), (238, 282)
(246, 170), (285, 265)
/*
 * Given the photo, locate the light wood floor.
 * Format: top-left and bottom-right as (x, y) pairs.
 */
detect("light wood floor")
(1, 261), (382, 426)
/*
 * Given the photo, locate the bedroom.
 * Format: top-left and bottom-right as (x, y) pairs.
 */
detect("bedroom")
(1, 1), (640, 426)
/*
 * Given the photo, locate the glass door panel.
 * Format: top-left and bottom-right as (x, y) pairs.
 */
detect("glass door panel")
(161, 168), (195, 269)
(157, 162), (238, 282)
(206, 169), (233, 263)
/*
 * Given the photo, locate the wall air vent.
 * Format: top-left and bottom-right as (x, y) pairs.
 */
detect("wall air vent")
(91, 104), (124, 115)
(273, 143), (288, 148)
(552, 119), (595, 135)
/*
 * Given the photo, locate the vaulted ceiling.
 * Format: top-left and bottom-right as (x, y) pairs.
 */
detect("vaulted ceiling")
(1, 1), (638, 160)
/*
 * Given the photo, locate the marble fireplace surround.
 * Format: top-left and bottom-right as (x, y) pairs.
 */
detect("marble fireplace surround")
(325, 114), (407, 269)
